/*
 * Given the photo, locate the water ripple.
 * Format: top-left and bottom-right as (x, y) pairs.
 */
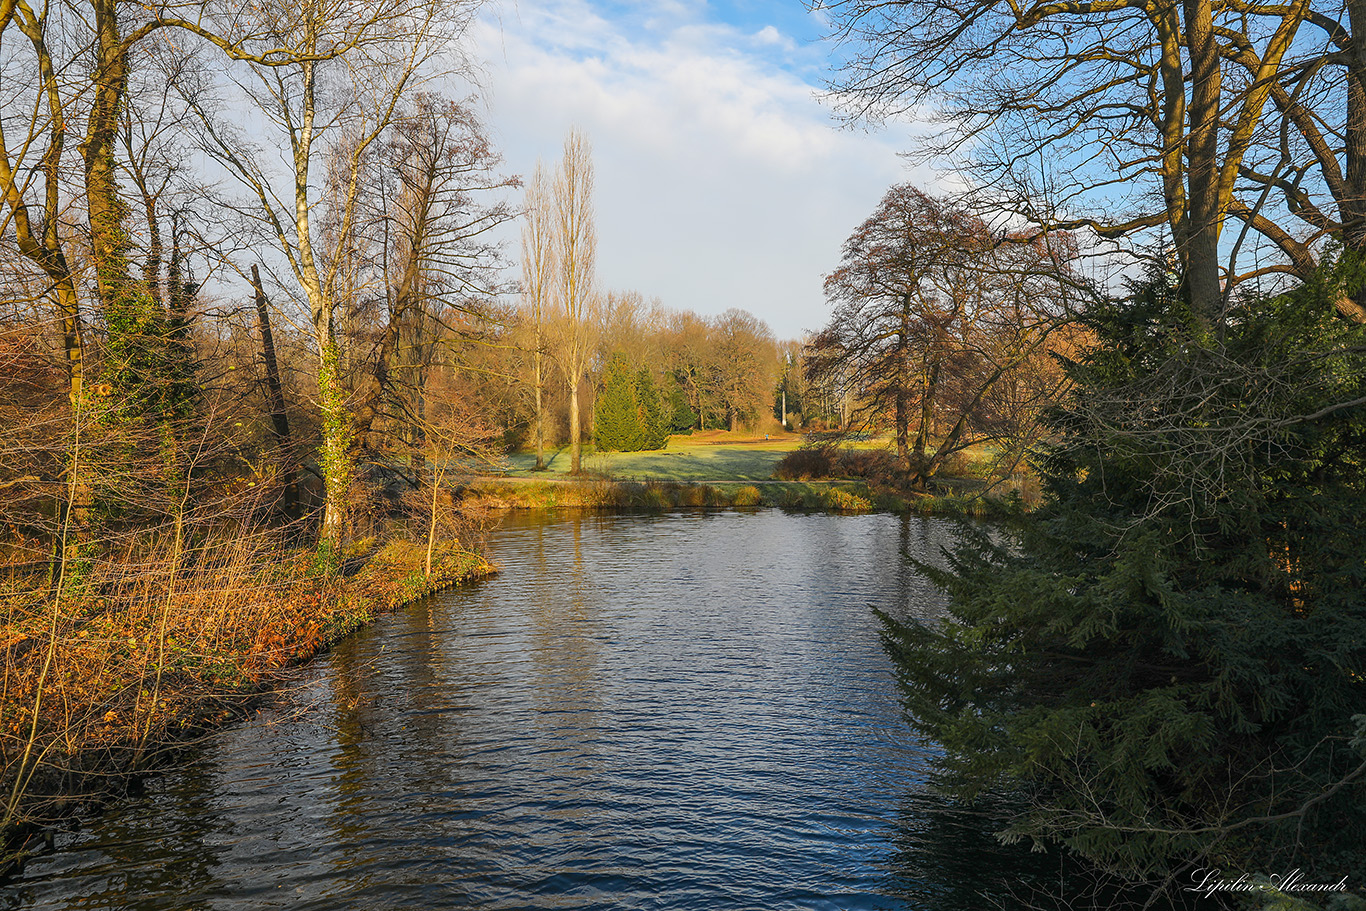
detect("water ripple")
(2, 511), (1063, 911)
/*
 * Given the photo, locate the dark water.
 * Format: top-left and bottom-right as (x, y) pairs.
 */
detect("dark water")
(2, 511), (1070, 911)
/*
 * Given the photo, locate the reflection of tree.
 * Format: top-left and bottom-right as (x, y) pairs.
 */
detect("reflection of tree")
(893, 515), (954, 620)
(321, 630), (388, 865)
(47, 756), (232, 907)
(884, 797), (1086, 911)
(524, 515), (605, 785)
(307, 603), (484, 897)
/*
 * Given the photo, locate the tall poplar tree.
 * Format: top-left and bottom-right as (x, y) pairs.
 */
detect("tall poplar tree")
(550, 128), (599, 475)
(521, 161), (553, 470)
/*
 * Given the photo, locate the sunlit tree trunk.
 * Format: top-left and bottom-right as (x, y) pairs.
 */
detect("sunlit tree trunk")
(284, 52), (352, 548)
(535, 349), (545, 468)
(1343, 0), (1366, 316)
(569, 379), (582, 469)
(84, 0), (131, 312)
(895, 294), (911, 467)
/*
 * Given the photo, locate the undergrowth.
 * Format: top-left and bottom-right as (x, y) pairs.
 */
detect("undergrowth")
(0, 532), (493, 866)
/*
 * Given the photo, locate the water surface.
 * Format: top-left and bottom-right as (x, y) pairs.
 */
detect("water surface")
(3, 510), (1062, 910)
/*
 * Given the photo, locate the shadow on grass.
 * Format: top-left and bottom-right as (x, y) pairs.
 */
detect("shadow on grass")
(605, 448), (787, 482)
(503, 443), (788, 483)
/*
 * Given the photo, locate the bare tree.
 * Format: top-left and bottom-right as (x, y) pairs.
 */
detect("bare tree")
(817, 0), (1334, 321)
(809, 185), (1085, 489)
(180, 0), (468, 547)
(521, 160), (553, 470)
(549, 128), (600, 474)
(347, 93), (517, 471)
(816, 187), (990, 468)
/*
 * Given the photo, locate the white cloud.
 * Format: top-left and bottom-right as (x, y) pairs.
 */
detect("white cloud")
(752, 25), (793, 50)
(470, 0), (941, 338)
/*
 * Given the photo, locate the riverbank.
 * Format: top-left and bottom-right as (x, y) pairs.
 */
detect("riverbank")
(0, 537), (495, 874)
(489, 432), (1035, 516)
(462, 476), (1001, 516)
(0, 510), (1045, 911)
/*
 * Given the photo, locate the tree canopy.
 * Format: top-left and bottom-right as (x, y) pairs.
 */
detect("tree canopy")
(808, 184), (1083, 488)
(819, 0), (1366, 320)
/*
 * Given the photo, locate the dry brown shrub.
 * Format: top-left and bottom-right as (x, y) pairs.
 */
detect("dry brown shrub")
(397, 484), (494, 554)
(0, 528), (330, 834)
(773, 447), (834, 480)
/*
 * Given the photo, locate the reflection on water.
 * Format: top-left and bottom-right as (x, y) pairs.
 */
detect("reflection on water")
(2, 511), (1069, 911)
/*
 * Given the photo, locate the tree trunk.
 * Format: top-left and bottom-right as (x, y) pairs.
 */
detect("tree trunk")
(314, 357), (349, 542)
(895, 386), (909, 467)
(252, 265), (298, 516)
(288, 52), (351, 550)
(896, 293), (911, 467)
(1345, 0), (1366, 315)
(910, 359), (939, 486)
(83, 0), (132, 314)
(570, 372), (582, 473)
(1181, 0), (1225, 323)
(53, 282), (85, 409)
(426, 461), (444, 576)
(534, 344), (545, 470)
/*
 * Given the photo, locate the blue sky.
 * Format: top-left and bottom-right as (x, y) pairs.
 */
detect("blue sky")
(468, 0), (940, 340)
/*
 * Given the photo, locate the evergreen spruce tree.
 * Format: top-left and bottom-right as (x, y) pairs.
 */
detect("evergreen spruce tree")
(636, 367), (669, 450)
(594, 355), (645, 451)
(882, 265), (1366, 888)
(594, 355), (670, 452)
(667, 384), (696, 434)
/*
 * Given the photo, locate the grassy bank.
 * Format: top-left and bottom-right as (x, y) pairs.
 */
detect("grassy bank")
(466, 476), (1001, 516)
(502, 430), (803, 481)
(487, 431), (1031, 516)
(0, 536), (494, 868)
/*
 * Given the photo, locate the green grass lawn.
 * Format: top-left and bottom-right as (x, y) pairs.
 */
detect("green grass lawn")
(500, 430), (807, 482)
(480, 430), (1018, 515)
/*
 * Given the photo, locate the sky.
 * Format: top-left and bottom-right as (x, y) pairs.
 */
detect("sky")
(464, 0), (938, 341)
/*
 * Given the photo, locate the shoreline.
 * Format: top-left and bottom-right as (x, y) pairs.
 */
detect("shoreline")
(0, 487), (1002, 879)
(462, 476), (1005, 517)
(0, 539), (497, 877)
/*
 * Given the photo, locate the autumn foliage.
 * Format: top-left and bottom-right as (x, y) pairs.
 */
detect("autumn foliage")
(0, 534), (492, 844)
